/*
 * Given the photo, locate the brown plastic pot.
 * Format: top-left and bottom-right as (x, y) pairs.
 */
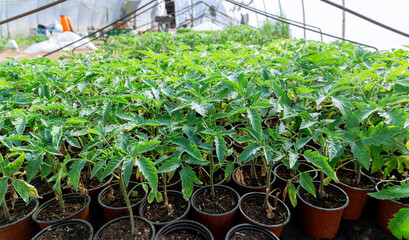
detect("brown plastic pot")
(0, 198), (39, 240)
(139, 191), (191, 231)
(274, 163), (318, 191)
(31, 175), (67, 204)
(154, 220), (213, 240)
(336, 169), (375, 220)
(225, 223), (279, 240)
(94, 216), (155, 240)
(238, 192), (290, 237)
(193, 166), (227, 191)
(32, 219), (93, 240)
(232, 164), (276, 195)
(190, 185), (240, 240)
(374, 180), (409, 234)
(297, 183), (349, 239)
(32, 193), (91, 229)
(98, 182), (147, 222)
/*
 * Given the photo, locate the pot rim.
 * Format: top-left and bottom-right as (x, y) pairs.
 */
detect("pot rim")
(70, 173), (113, 192)
(191, 185), (240, 217)
(93, 215), (155, 240)
(225, 223), (279, 240)
(374, 180), (409, 206)
(139, 190), (191, 226)
(274, 162), (318, 184)
(296, 182), (350, 212)
(232, 164), (276, 190)
(32, 193), (91, 224)
(154, 219), (213, 240)
(336, 168), (376, 192)
(31, 218), (94, 240)
(31, 175), (67, 198)
(0, 198), (39, 229)
(238, 192), (291, 228)
(192, 166), (227, 187)
(97, 181), (147, 210)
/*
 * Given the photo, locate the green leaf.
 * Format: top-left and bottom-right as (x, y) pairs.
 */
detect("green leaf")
(44, 146), (63, 156)
(180, 166), (202, 199)
(288, 183), (297, 207)
(215, 136), (227, 164)
(12, 117), (27, 135)
(388, 208), (409, 240)
(158, 158), (181, 173)
(101, 158), (122, 180)
(135, 156), (158, 192)
(225, 161), (235, 179)
(12, 179), (38, 203)
(66, 136), (81, 149)
(133, 141), (161, 155)
(300, 119), (318, 130)
(289, 150), (298, 168)
(239, 143), (262, 164)
(51, 126), (63, 148)
(295, 137), (312, 150)
(247, 108), (262, 139)
(369, 182), (409, 200)
(101, 102), (112, 125)
(68, 160), (85, 191)
(4, 152), (25, 176)
(331, 96), (352, 116)
(122, 156), (134, 187)
(326, 136), (343, 161)
(0, 179), (8, 202)
(272, 80), (291, 106)
(303, 150), (338, 182)
(299, 172), (316, 197)
(350, 141), (371, 170)
(185, 144), (203, 162)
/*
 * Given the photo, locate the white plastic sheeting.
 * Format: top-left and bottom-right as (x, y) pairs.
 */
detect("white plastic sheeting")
(122, 0), (167, 31)
(192, 21), (223, 31)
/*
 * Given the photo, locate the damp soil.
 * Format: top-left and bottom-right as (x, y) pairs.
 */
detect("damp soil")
(0, 203), (34, 226)
(80, 169), (109, 190)
(241, 197), (287, 225)
(193, 187), (237, 214)
(101, 185), (143, 207)
(143, 195), (188, 223)
(230, 230), (270, 240)
(158, 232), (203, 240)
(301, 186), (347, 209)
(337, 169), (374, 190)
(276, 164), (314, 181)
(36, 197), (86, 221)
(38, 222), (90, 240)
(97, 218), (152, 240)
(33, 179), (54, 195)
(196, 167), (225, 186)
(235, 165), (270, 188)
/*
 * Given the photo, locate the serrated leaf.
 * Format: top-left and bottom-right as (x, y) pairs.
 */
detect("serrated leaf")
(299, 172), (316, 197)
(239, 143), (262, 164)
(331, 96), (352, 116)
(289, 150), (298, 168)
(288, 182), (297, 207)
(369, 182), (409, 200)
(12, 179), (38, 203)
(215, 136), (227, 164)
(68, 160), (85, 191)
(4, 152), (25, 176)
(326, 136), (343, 161)
(45, 146), (63, 156)
(300, 119), (317, 130)
(295, 137), (312, 150)
(101, 158), (122, 180)
(157, 158), (181, 173)
(225, 161), (235, 178)
(135, 156), (157, 192)
(0, 179), (8, 203)
(350, 141), (371, 170)
(185, 144), (203, 161)
(51, 126), (63, 149)
(247, 108), (262, 139)
(303, 150), (338, 182)
(133, 141), (161, 155)
(101, 102), (112, 125)
(388, 208), (409, 240)
(12, 117), (27, 135)
(180, 166), (201, 199)
(26, 155), (42, 182)
(122, 156), (134, 187)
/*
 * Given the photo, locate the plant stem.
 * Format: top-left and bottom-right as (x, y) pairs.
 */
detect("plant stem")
(263, 161), (274, 209)
(56, 186), (65, 212)
(162, 173), (169, 211)
(2, 198), (10, 220)
(209, 153), (215, 197)
(354, 164), (361, 186)
(118, 169), (135, 234)
(318, 171), (324, 200)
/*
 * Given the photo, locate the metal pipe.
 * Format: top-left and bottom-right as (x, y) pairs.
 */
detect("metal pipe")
(0, 0), (67, 26)
(321, 0), (409, 39)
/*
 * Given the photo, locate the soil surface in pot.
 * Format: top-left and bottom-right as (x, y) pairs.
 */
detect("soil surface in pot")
(235, 165), (268, 187)
(143, 195), (187, 222)
(301, 186), (346, 208)
(158, 232), (203, 240)
(230, 230), (269, 240)
(36, 197), (86, 221)
(97, 218), (152, 240)
(0, 203), (34, 225)
(101, 186), (142, 207)
(80, 169), (109, 190)
(38, 221), (90, 240)
(158, 173), (179, 187)
(276, 164), (313, 181)
(34, 179), (53, 195)
(196, 167), (224, 185)
(337, 169), (374, 190)
(194, 188), (237, 214)
(242, 197), (287, 225)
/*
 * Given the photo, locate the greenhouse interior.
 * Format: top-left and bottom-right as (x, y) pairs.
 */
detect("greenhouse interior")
(0, 0), (408, 239)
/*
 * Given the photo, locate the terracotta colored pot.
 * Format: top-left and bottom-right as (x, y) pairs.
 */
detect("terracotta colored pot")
(154, 220), (213, 240)
(238, 192), (290, 237)
(225, 223), (279, 240)
(297, 183), (349, 239)
(98, 182), (147, 222)
(139, 191), (191, 231)
(374, 180), (409, 234)
(232, 164), (276, 195)
(193, 166), (227, 191)
(190, 185), (240, 240)
(32, 219), (93, 240)
(31, 176), (67, 204)
(0, 198), (39, 240)
(32, 193), (91, 229)
(94, 216), (155, 240)
(336, 169), (375, 220)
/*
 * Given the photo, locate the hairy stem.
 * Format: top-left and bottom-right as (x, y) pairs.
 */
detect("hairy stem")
(209, 153), (215, 197)
(354, 164), (362, 186)
(2, 198), (10, 220)
(162, 173), (169, 212)
(263, 161), (274, 209)
(118, 169), (135, 234)
(318, 171), (324, 200)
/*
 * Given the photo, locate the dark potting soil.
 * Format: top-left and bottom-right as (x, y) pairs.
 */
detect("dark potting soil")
(196, 167), (224, 185)
(337, 169), (374, 190)
(80, 169), (109, 190)
(236, 165), (269, 187)
(158, 173), (180, 187)
(241, 197), (287, 225)
(34, 179), (53, 195)
(0, 203), (34, 226)
(276, 164), (313, 181)
(194, 188), (237, 214)
(301, 186), (346, 209)
(38, 222), (90, 240)
(158, 232), (203, 240)
(101, 186), (142, 207)
(229, 230), (269, 240)
(36, 197), (86, 221)
(97, 218), (152, 240)
(264, 118), (279, 127)
(143, 195), (187, 223)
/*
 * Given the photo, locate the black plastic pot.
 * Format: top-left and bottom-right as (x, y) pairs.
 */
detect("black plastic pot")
(32, 193), (91, 229)
(139, 191), (191, 230)
(154, 220), (214, 240)
(225, 223), (279, 240)
(93, 216), (155, 240)
(31, 219), (93, 240)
